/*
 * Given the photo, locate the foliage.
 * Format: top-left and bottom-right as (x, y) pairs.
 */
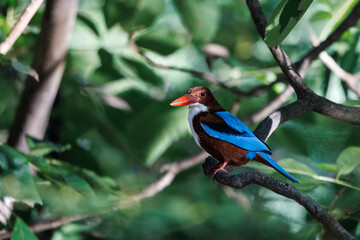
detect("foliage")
(0, 0), (359, 239)
(11, 218), (38, 240)
(265, 0), (313, 46)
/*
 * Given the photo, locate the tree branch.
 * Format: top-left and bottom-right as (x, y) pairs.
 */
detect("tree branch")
(7, 0), (78, 152)
(245, 0), (360, 143)
(202, 157), (357, 240)
(0, 0), (45, 55)
(314, 96), (360, 124)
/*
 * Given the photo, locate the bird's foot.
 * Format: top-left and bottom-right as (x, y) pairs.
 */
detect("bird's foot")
(212, 168), (227, 178)
(211, 161), (229, 179)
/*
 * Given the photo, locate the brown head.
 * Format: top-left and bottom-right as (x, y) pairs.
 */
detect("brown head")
(170, 86), (224, 112)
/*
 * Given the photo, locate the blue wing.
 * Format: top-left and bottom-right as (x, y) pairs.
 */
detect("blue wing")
(200, 111), (271, 153)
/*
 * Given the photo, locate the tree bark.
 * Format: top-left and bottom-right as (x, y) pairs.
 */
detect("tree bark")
(7, 0), (78, 152)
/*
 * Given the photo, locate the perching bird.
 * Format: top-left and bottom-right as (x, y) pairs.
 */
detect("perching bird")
(170, 86), (299, 183)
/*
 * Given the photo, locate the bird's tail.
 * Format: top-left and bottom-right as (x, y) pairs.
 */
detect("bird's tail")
(257, 152), (299, 183)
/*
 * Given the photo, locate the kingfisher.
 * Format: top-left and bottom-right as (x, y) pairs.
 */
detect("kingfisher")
(170, 86), (299, 183)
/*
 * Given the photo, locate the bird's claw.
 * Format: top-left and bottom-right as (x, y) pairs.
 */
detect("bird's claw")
(212, 168), (227, 179)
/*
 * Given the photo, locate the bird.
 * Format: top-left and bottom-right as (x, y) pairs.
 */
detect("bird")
(170, 86), (299, 183)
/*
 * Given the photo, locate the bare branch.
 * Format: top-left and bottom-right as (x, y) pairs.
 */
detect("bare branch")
(202, 157), (357, 240)
(133, 151), (208, 200)
(0, 0), (44, 55)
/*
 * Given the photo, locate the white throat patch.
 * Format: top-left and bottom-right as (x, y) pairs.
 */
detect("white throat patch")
(188, 103), (208, 147)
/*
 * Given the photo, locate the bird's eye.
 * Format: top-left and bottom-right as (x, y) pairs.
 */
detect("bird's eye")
(200, 92), (205, 97)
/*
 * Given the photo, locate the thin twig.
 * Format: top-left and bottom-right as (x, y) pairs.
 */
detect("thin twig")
(240, 78), (283, 97)
(129, 40), (280, 98)
(320, 51), (360, 97)
(245, 85), (294, 126)
(310, 35), (360, 97)
(0, 0), (45, 55)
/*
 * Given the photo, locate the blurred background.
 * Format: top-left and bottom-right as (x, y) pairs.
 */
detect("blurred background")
(0, 0), (360, 239)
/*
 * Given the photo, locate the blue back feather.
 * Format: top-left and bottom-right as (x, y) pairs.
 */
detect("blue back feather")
(245, 151), (257, 160)
(201, 111), (271, 153)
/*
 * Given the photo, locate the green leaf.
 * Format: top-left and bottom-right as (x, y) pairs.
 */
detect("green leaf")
(11, 61), (39, 81)
(314, 175), (360, 191)
(316, 163), (338, 173)
(144, 107), (190, 166)
(78, 6), (107, 37)
(51, 223), (96, 240)
(130, 0), (165, 30)
(294, 223), (321, 240)
(173, 0), (220, 43)
(25, 136), (71, 157)
(11, 218), (39, 240)
(319, 0), (359, 40)
(336, 146), (360, 178)
(129, 104), (189, 166)
(94, 78), (149, 96)
(0, 55), (38, 80)
(294, 177), (323, 192)
(278, 158), (360, 191)
(70, 19), (100, 51)
(107, 0), (165, 31)
(134, 2), (190, 55)
(28, 156), (120, 196)
(59, 171), (96, 198)
(278, 158), (316, 177)
(101, 24), (128, 53)
(264, 0), (313, 46)
(310, 10), (331, 22)
(0, 145), (42, 205)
